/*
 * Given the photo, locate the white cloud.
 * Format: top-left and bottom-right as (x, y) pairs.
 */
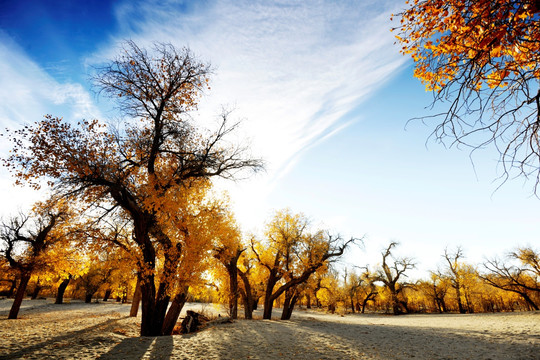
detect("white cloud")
(94, 0), (407, 229)
(0, 32), (101, 129)
(0, 32), (101, 217)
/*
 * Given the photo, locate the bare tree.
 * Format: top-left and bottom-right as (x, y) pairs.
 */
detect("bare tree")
(375, 242), (415, 315)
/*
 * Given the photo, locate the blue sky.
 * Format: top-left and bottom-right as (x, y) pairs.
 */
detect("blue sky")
(0, 0), (538, 278)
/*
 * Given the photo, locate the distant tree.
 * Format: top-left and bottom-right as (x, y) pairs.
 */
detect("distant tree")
(0, 198), (72, 319)
(212, 210), (244, 319)
(253, 209), (357, 320)
(394, 1), (540, 188)
(356, 268), (379, 314)
(443, 247), (468, 313)
(425, 271), (450, 313)
(375, 242), (415, 315)
(3, 41), (262, 336)
(481, 246), (540, 310)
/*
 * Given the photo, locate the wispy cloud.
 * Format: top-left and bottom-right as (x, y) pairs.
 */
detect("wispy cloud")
(95, 0), (407, 228)
(103, 0), (405, 172)
(0, 32), (101, 128)
(0, 31), (101, 216)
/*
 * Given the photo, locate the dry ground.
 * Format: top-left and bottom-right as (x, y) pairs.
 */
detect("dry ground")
(1, 298), (539, 359)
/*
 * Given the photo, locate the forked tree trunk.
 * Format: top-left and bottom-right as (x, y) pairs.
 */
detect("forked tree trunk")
(262, 272), (280, 319)
(140, 276), (173, 336)
(281, 289), (299, 320)
(55, 276), (71, 304)
(162, 291), (188, 335)
(9, 272), (31, 319)
(238, 270), (254, 319)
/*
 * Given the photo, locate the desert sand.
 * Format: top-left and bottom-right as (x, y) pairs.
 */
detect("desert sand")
(1, 298), (538, 359)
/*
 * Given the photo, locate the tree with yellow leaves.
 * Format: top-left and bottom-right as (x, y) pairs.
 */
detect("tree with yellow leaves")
(481, 246), (540, 310)
(0, 197), (73, 319)
(374, 242), (416, 315)
(2, 41), (262, 336)
(394, 1), (540, 187)
(212, 208), (244, 319)
(253, 209), (358, 320)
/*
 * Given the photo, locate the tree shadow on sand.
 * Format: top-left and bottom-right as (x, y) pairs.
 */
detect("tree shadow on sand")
(0, 316), (131, 360)
(98, 335), (173, 360)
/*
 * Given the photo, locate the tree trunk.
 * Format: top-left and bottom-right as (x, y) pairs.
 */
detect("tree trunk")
(140, 275), (172, 336)
(31, 281), (41, 300)
(85, 292), (95, 303)
(238, 270), (254, 319)
(130, 277), (142, 317)
(389, 285), (401, 315)
(162, 290), (188, 335)
(306, 292), (311, 309)
(227, 263), (239, 319)
(262, 273), (279, 319)
(521, 292), (539, 311)
(103, 289), (112, 302)
(253, 297), (259, 310)
(281, 289), (294, 320)
(281, 290), (299, 320)
(55, 276), (71, 304)
(7, 279), (17, 298)
(9, 272), (31, 319)
(263, 295), (274, 319)
(350, 295), (355, 314)
(455, 285), (465, 314)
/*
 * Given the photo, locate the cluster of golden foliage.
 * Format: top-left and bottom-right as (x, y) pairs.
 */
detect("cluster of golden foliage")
(394, 0), (540, 91)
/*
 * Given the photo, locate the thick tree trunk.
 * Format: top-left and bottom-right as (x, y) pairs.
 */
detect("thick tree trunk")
(263, 296), (274, 319)
(455, 285), (466, 314)
(228, 265), (239, 319)
(162, 291), (188, 335)
(140, 276), (172, 336)
(130, 277), (142, 317)
(85, 292), (94, 303)
(306, 292), (311, 309)
(238, 270), (254, 319)
(521, 292), (539, 311)
(55, 276), (71, 304)
(281, 289), (299, 320)
(103, 289), (112, 302)
(350, 295), (355, 314)
(263, 273), (279, 319)
(389, 286), (401, 315)
(9, 272), (31, 319)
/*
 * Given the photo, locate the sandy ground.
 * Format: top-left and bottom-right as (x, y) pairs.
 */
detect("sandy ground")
(0, 298), (539, 359)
